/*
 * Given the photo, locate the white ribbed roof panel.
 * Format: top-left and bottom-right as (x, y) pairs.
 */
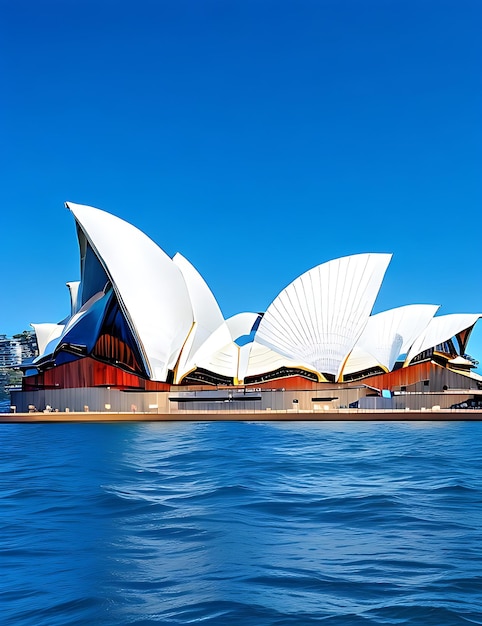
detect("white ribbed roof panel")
(195, 342), (240, 380)
(173, 252), (225, 381)
(344, 304), (440, 375)
(255, 253), (392, 380)
(405, 313), (482, 365)
(183, 322), (238, 381)
(242, 340), (316, 380)
(342, 346), (380, 377)
(66, 202), (193, 381)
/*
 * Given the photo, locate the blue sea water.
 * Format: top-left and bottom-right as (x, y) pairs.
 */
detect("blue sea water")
(1, 421), (482, 625)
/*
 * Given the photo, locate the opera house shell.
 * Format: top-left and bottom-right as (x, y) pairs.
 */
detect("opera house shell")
(18, 202), (482, 410)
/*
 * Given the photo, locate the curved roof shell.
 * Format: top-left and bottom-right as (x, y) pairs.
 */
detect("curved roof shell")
(31, 323), (65, 357)
(404, 313), (482, 366)
(225, 312), (262, 342)
(66, 281), (81, 316)
(241, 340), (318, 382)
(254, 253), (392, 381)
(172, 253), (227, 383)
(181, 322), (239, 382)
(343, 304), (440, 376)
(66, 202), (193, 381)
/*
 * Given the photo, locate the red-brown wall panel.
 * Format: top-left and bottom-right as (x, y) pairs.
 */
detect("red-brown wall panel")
(23, 357), (169, 391)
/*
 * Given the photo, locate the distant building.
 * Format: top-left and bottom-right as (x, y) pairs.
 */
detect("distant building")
(0, 331), (38, 402)
(0, 332), (38, 368)
(12, 331), (38, 363)
(0, 335), (22, 368)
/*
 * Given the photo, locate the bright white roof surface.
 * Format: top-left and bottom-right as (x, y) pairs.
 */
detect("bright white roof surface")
(66, 281), (81, 316)
(241, 340), (318, 382)
(404, 313), (482, 366)
(343, 304), (440, 375)
(225, 312), (261, 341)
(31, 323), (65, 357)
(254, 253), (392, 381)
(190, 336), (318, 385)
(66, 202), (193, 381)
(173, 253), (228, 382)
(340, 345), (380, 378)
(180, 322), (239, 382)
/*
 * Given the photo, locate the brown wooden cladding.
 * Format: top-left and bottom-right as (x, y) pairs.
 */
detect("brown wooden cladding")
(23, 357), (475, 395)
(364, 361), (480, 393)
(23, 357), (169, 391)
(93, 333), (145, 376)
(362, 362), (436, 390)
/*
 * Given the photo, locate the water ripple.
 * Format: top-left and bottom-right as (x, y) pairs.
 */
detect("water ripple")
(1, 421), (482, 625)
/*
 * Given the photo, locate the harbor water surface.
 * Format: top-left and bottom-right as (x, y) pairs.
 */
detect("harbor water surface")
(1, 421), (482, 625)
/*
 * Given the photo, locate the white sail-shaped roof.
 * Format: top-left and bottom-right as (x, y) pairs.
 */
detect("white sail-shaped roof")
(241, 340), (320, 383)
(173, 252), (227, 383)
(31, 323), (65, 358)
(341, 346), (380, 377)
(178, 320), (294, 385)
(405, 313), (482, 366)
(343, 304), (440, 376)
(254, 253), (392, 381)
(66, 202), (193, 381)
(180, 322), (239, 382)
(66, 281), (81, 316)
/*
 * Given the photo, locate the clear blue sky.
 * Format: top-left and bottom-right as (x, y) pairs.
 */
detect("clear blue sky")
(2, 1), (482, 362)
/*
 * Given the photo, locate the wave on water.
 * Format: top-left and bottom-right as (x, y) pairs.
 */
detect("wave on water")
(1, 421), (482, 625)
(0, 398), (11, 413)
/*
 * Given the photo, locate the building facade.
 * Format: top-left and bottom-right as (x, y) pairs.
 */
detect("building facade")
(1, 331), (38, 403)
(12, 202), (482, 413)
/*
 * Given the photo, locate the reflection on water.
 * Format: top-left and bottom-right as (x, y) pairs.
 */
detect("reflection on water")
(1, 421), (482, 625)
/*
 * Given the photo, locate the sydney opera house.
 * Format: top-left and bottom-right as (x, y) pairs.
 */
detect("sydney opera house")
(12, 202), (482, 414)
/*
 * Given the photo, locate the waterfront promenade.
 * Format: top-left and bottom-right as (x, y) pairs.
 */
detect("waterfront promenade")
(2, 409), (482, 422)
